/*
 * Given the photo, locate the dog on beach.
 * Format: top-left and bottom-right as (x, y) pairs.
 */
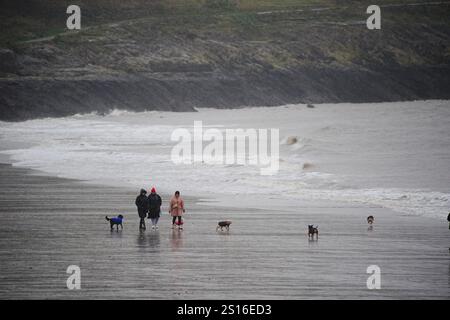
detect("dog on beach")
(105, 215), (124, 230)
(367, 215), (375, 225)
(308, 225), (319, 239)
(216, 221), (232, 232)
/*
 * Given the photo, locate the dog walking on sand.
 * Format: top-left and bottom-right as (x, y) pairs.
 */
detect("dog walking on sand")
(216, 221), (232, 232)
(105, 215), (123, 231)
(308, 225), (319, 239)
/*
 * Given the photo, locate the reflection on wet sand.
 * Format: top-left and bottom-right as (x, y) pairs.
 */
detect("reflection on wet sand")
(136, 230), (146, 247)
(109, 229), (123, 239)
(136, 230), (161, 250)
(448, 262), (450, 288)
(170, 229), (184, 251)
(1, 164), (449, 299)
(147, 231), (161, 248)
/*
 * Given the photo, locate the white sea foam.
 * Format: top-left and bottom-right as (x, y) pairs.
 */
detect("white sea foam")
(1, 100), (449, 219)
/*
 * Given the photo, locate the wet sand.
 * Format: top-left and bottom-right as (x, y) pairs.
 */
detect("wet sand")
(0, 163), (448, 299)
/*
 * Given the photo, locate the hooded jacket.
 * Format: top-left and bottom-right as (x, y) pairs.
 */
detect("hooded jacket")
(135, 189), (149, 217)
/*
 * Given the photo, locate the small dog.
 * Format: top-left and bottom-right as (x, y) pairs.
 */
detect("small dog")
(367, 216), (374, 225)
(216, 220), (232, 232)
(308, 225), (319, 239)
(105, 215), (123, 230)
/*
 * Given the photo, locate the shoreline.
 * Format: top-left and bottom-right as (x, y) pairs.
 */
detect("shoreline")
(1, 100), (449, 220)
(0, 163), (448, 299)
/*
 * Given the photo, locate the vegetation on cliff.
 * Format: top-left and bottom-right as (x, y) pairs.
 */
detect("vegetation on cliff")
(1, 1), (449, 120)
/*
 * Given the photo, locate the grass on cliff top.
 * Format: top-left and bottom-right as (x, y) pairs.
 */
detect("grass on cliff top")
(1, 0), (441, 46)
(2, 0), (449, 70)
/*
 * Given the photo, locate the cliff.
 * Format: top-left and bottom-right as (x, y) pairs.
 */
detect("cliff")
(1, 0), (449, 121)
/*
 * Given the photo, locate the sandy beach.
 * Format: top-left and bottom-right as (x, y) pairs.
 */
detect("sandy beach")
(0, 163), (448, 299)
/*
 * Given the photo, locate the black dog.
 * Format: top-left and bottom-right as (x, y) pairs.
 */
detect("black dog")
(308, 225), (319, 239)
(216, 220), (232, 232)
(105, 215), (124, 230)
(367, 215), (374, 225)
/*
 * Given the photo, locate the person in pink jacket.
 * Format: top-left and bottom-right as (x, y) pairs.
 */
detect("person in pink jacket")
(169, 191), (185, 230)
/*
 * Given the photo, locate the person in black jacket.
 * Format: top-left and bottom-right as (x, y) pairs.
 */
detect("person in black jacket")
(147, 187), (162, 230)
(135, 189), (149, 230)
(447, 212), (450, 230)
(447, 213), (450, 251)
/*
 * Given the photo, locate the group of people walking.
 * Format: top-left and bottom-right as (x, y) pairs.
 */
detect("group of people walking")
(135, 188), (185, 230)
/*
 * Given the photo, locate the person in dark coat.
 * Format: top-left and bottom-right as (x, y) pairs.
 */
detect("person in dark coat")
(135, 188), (149, 230)
(447, 212), (450, 229)
(147, 187), (162, 230)
(447, 213), (450, 251)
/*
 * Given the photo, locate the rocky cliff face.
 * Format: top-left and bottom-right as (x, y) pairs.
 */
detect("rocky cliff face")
(1, 0), (449, 121)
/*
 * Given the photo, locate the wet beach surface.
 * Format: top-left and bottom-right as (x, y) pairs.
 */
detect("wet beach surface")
(0, 164), (448, 299)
